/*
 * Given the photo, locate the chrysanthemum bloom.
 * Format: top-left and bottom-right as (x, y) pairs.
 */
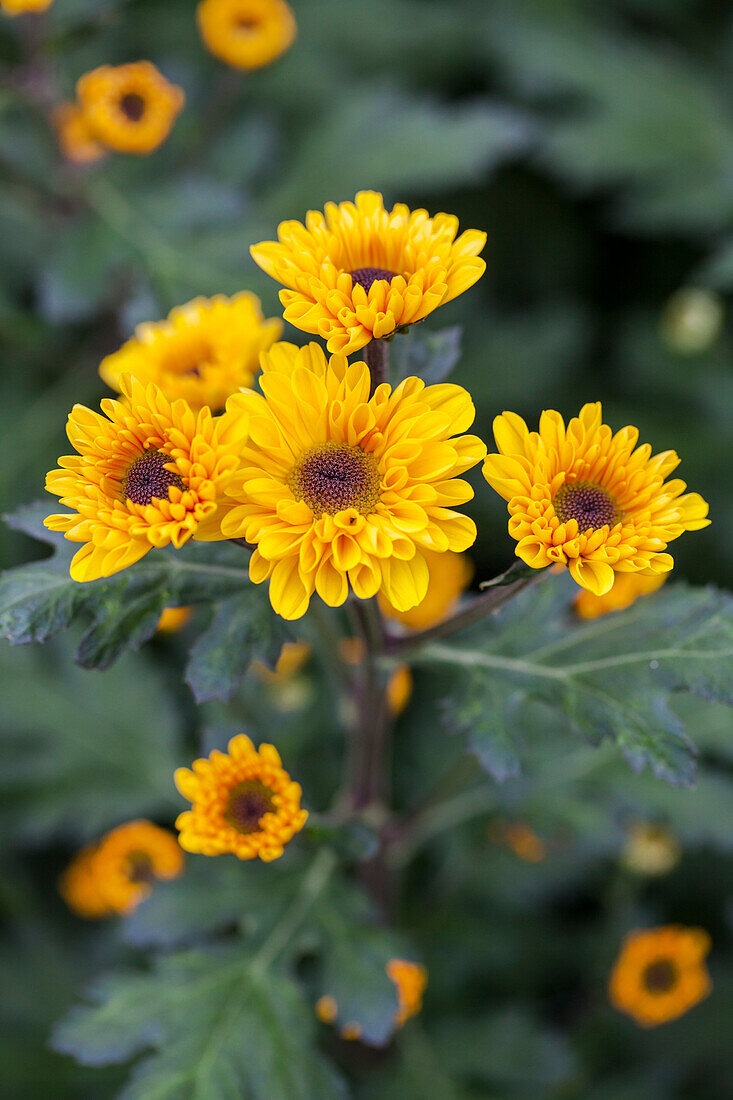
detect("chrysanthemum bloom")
(175, 734), (308, 861)
(250, 191), (487, 355)
(483, 403), (709, 596)
(45, 376), (248, 582)
(498, 821), (547, 863)
(379, 548), (472, 631)
(609, 926), (711, 1027)
(77, 62), (184, 155)
(0, 0), (53, 14)
(59, 845), (112, 919)
(60, 822), (184, 918)
(621, 823), (681, 877)
(99, 294), (281, 413)
(156, 606), (192, 633)
(252, 640), (311, 683)
(197, 0), (296, 70)
(219, 342), (486, 619)
(53, 102), (106, 164)
(574, 571), (666, 619)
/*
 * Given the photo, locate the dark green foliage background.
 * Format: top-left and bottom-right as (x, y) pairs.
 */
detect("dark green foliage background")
(2, 1), (733, 1097)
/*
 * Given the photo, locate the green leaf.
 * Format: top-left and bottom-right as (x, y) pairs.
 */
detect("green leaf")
(185, 590), (289, 703)
(52, 947), (347, 1100)
(444, 679), (522, 782)
(317, 923), (401, 1048)
(1, 502), (251, 669)
(390, 326), (462, 387)
(0, 640), (180, 843)
(430, 575), (733, 786)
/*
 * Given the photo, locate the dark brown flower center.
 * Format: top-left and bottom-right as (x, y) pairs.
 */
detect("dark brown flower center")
(126, 851), (155, 884)
(123, 449), (185, 506)
(348, 267), (399, 292)
(553, 481), (619, 532)
(224, 780), (275, 834)
(289, 442), (381, 518)
(642, 958), (678, 994)
(119, 92), (146, 122)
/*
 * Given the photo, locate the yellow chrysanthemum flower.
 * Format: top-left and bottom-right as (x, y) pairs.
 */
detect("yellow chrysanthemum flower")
(197, 0), (296, 70)
(1, 0), (52, 14)
(156, 606), (193, 633)
(386, 664), (413, 717)
(621, 822), (681, 877)
(250, 191), (487, 355)
(99, 294), (281, 413)
(44, 376), (248, 582)
(53, 102), (106, 164)
(574, 571), (666, 619)
(60, 821), (184, 918)
(219, 342), (486, 620)
(609, 926), (712, 1027)
(252, 639), (311, 682)
(77, 62), (184, 155)
(491, 820), (547, 863)
(175, 734), (308, 861)
(379, 547), (473, 631)
(482, 402), (709, 596)
(316, 959), (427, 1041)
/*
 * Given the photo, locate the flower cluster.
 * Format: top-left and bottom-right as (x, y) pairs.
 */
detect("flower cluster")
(60, 820), (184, 918)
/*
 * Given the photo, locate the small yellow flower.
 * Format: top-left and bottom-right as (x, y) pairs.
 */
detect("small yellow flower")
(52, 102), (106, 164)
(175, 734), (308, 861)
(386, 665), (413, 717)
(251, 191), (486, 354)
(660, 288), (724, 355)
(621, 823), (681, 877)
(1, 0), (53, 14)
(44, 375), (248, 582)
(483, 402), (709, 596)
(99, 294), (281, 413)
(156, 606), (192, 633)
(315, 995), (338, 1024)
(77, 62), (184, 155)
(574, 572), (666, 619)
(60, 821), (184, 918)
(501, 821), (546, 863)
(387, 959), (428, 1027)
(197, 0), (296, 70)
(252, 640), (311, 683)
(219, 342), (486, 620)
(379, 548), (472, 631)
(609, 926), (711, 1027)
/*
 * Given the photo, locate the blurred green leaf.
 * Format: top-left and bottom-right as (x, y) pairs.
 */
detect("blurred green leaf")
(390, 326), (462, 387)
(428, 575), (733, 786)
(52, 947), (347, 1099)
(185, 589), (289, 703)
(0, 502), (251, 669)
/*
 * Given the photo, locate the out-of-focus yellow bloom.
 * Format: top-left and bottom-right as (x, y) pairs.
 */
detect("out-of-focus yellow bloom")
(175, 734), (308, 861)
(338, 636), (366, 666)
(574, 572), (666, 619)
(609, 926), (711, 1027)
(156, 607), (192, 633)
(44, 376), (247, 582)
(621, 822), (681, 876)
(53, 102), (106, 164)
(1, 0), (53, 14)
(251, 191), (486, 355)
(316, 959), (427, 1042)
(219, 342), (485, 620)
(252, 640), (311, 682)
(197, 0), (296, 70)
(99, 294), (281, 413)
(483, 402), (709, 596)
(660, 288), (724, 355)
(386, 664), (413, 717)
(77, 62), (184, 155)
(60, 821), (184, 918)
(379, 548), (472, 631)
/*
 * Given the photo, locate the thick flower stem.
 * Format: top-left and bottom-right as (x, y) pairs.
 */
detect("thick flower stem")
(383, 571), (540, 656)
(364, 338), (390, 392)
